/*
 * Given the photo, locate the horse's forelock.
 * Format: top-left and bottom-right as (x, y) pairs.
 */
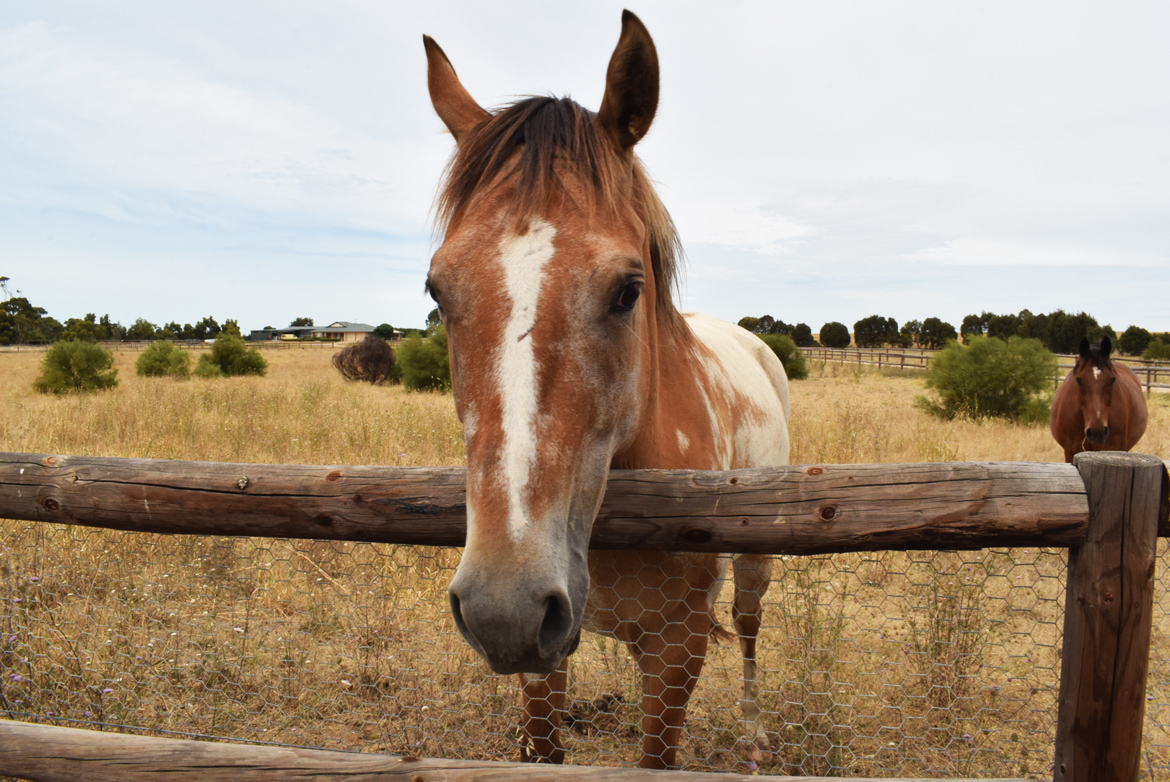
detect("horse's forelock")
(435, 96), (683, 332)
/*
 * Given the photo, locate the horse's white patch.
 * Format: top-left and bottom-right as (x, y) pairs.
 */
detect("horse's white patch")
(1093, 367), (1102, 380)
(496, 219), (557, 540)
(676, 430), (690, 454)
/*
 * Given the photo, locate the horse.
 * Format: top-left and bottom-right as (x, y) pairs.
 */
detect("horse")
(422, 11), (790, 769)
(1050, 336), (1147, 463)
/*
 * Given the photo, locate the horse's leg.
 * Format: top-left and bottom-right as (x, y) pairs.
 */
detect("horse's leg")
(519, 662), (568, 764)
(633, 607), (709, 769)
(732, 553), (773, 749)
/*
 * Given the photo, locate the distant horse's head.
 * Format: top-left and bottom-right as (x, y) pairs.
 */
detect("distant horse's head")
(1074, 336), (1118, 445)
(424, 12), (680, 674)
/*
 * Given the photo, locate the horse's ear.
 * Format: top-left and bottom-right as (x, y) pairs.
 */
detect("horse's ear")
(424, 35), (490, 144)
(1079, 336), (1092, 359)
(1101, 335), (1112, 358)
(597, 10), (660, 152)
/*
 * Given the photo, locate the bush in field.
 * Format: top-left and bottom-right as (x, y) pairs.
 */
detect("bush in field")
(759, 334), (808, 380)
(917, 336), (1055, 423)
(397, 324), (450, 391)
(819, 321), (851, 348)
(1143, 338), (1170, 362)
(195, 332), (267, 378)
(135, 340), (191, 378)
(333, 336), (399, 385)
(33, 340), (119, 394)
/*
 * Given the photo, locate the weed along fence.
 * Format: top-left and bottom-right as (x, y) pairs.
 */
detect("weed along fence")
(0, 451), (1168, 781)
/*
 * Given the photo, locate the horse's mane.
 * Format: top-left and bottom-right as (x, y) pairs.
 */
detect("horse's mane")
(435, 96), (683, 331)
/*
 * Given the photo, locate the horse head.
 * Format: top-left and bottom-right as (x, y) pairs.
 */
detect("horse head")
(1075, 336), (1118, 445)
(424, 12), (677, 674)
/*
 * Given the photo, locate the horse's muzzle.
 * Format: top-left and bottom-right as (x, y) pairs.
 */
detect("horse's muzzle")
(449, 579), (582, 674)
(1085, 425), (1109, 445)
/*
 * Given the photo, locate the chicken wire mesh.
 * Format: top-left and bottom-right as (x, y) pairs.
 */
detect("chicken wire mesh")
(2, 520), (1170, 778)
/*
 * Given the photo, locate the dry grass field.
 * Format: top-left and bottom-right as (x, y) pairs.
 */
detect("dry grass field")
(2, 347), (1169, 778)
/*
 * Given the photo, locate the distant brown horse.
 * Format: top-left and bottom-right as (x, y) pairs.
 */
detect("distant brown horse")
(1050, 336), (1147, 463)
(423, 11), (790, 770)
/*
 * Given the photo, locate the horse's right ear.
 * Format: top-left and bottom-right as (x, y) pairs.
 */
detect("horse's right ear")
(1078, 336), (1092, 359)
(424, 35), (490, 144)
(597, 10), (660, 152)
(1101, 335), (1112, 358)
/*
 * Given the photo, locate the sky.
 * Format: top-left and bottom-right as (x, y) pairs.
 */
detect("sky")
(2, 1), (1168, 335)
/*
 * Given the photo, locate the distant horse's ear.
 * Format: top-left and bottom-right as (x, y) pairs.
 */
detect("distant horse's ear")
(1101, 336), (1112, 357)
(424, 35), (490, 144)
(1079, 336), (1092, 359)
(597, 10), (660, 152)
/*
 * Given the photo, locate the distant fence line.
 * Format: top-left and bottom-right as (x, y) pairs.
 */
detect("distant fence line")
(803, 346), (1170, 395)
(0, 338), (406, 354)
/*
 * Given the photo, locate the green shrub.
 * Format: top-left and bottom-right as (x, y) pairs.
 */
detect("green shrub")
(917, 336), (1056, 423)
(196, 332), (268, 378)
(33, 340), (119, 394)
(397, 324), (450, 391)
(819, 321), (851, 349)
(1143, 338), (1170, 361)
(1118, 325), (1152, 356)
(135, 340), (191, 378)
(759, 333), (809, 380)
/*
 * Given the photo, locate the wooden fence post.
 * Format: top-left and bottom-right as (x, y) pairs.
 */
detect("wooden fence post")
(1054, 452), (1166, 782)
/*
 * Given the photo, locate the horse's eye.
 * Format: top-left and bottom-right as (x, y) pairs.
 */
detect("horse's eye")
(425, 280), (444, 317)
(612, 281), (643, 314)
(1075, 377), (1082, 385)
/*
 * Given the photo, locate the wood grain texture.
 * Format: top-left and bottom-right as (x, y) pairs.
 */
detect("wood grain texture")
(0, 452), (1093, 554)
(1054, 452), (1163, 782)
(0, 720), (1032, 782)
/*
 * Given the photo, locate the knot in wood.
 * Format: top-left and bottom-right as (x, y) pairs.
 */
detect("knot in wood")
(1103, 590), (1114, 603)
(236, 477), (250, 490)
(819, 505), (837, 521)
(42, 497), (60, 511)
(326, 470), (342, 482)
(315, 514), (334, 527)
(681, 528), (713, 545)
(807, 467), (824, 476)
(41, 456), (60, 467)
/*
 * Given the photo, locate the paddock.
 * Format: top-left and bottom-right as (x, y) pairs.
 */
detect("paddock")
(0, 450), (1167, 781)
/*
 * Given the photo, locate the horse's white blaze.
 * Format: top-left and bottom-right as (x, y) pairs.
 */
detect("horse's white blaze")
(496, 219), (557, 541)
(676, 430), (690, 454)
(1093, 367), (1102, 380)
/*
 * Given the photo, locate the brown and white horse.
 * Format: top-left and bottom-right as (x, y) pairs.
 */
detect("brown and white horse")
(423, 11), (790, 768)
(1050, 336), (1147, 463)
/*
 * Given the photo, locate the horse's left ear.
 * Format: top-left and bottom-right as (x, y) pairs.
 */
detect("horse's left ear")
(597, 10), (660, 152)
(424, 35), (491, 144)
(1101, 335), (1112, 357)
(1078, 336), (1092, 360)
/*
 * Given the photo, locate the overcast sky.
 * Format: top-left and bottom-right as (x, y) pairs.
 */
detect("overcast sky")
(2, 1), (1167, 335)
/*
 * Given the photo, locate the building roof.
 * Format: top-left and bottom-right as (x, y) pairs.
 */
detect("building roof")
(315, 322), (376, 333)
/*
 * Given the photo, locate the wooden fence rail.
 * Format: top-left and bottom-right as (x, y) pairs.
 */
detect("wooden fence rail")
(1, 450), (1168, 782)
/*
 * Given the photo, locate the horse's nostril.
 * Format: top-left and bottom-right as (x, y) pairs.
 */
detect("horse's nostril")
(449, 593), (470, 639)
(538, 592), (573, 655)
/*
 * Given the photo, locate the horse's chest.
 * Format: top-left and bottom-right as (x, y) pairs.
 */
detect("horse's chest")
(581, 550), (719, 641)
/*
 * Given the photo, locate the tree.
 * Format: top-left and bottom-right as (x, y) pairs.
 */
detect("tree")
(62, 314), (101, 343)
(758, 334), (808, 380)
(1118, 325), (1153, 356)
(737, 316), (761, 333)
(33, 341), (119, 394)
(333, 335), (398, 385)
(899, 320), (923, 348)
(426, 308), (442, 329)
(1143, 339), (1170, 361)
(791, 323), (816, 348)
(918, 318), (958, 350)
(1046, 310), (1101, 355)
(126, 318), (161, 341)
(853, 315), (899, 348)
(917, 336), (1056, 422)
(192, 316), (221, 341)
(986, 314), (1022, 340)
(290, 317), (314, 327)
(819, 321), (851, 348)
(959, 312), (992, 343)
(136, 340), (191, 378)
(0, 296), (62, 345)
(373, 323), (398, 340)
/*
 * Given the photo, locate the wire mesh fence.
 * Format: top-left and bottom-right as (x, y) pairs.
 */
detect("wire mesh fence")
(3, 520), (1170, 778)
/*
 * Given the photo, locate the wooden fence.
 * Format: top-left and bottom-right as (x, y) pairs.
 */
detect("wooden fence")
(0, 450), (1168, 781)
(803, 346), (1170, 395)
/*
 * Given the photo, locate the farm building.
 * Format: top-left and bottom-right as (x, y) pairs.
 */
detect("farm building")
(248, 321), (376, 343)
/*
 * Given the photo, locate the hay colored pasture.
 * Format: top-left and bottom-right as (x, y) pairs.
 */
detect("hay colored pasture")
(2, 348), (1169, 777)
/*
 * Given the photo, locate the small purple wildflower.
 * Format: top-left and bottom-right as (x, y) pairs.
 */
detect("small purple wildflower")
(102, 687), (113, 694)
(28, 576), (39, 583)
(746, 761), (759, 772)
(8, 673), (21, 683)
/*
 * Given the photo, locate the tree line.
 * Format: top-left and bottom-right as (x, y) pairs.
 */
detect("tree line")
(740, 309), (1170, 358)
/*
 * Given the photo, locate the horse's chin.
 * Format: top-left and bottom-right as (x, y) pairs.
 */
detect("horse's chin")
(476, 628), (582, 676)
(1085, 427), (1109, 445)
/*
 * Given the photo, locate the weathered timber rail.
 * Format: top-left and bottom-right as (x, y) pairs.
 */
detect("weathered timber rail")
(0, 721), (1028, 782)
(1, 450), (1168, 782)
(0, 452), (1104, 553)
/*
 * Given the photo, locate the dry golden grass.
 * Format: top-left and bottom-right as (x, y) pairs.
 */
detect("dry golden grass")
(2, 349), (1169, 778)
